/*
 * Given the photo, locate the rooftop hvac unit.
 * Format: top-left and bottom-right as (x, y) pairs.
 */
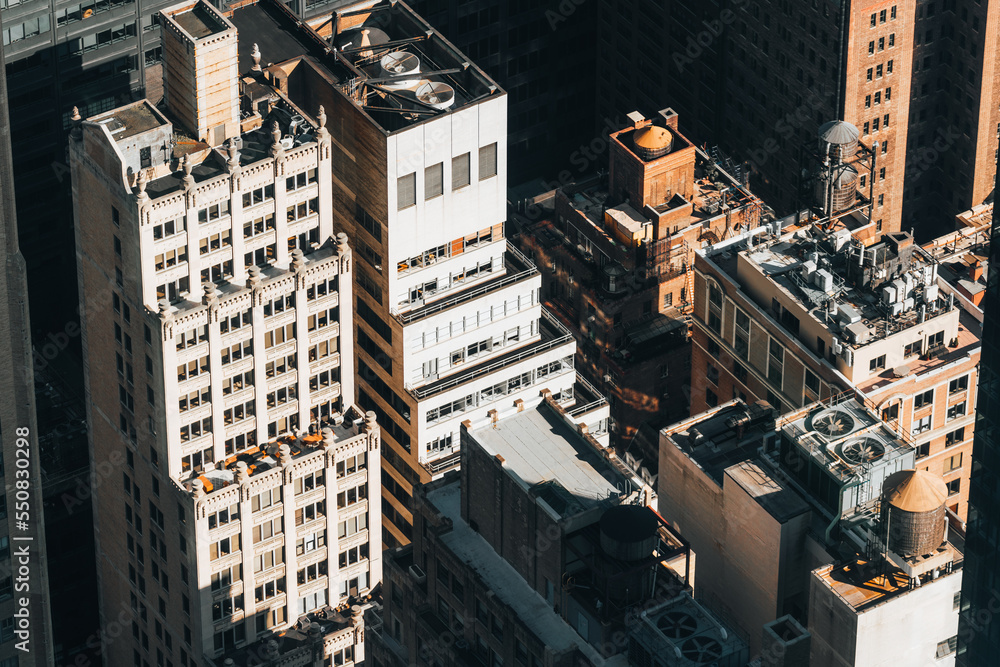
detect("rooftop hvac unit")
(835, 437), (887, 466)
(415, 81), (456, 109)
(890, 301), (905, 317)
(903, 297), (915, 311)
(842, 347), (854, 366)
(925, 284), (940, 304)
(813, 269), (834, 293)
(882, 285), (896, 305)
(809, 407), (860, 439)
(838, 304), (862, 324)
(831, 337), (842, 355)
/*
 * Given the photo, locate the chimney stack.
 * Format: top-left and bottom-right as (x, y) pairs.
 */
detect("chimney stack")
(159, 0), (240, 146)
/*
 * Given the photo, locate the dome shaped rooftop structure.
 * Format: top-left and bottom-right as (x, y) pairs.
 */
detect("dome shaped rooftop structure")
(633, 125), (672, 160)
(818, 120), (859, 161)
(883, 469), (948, 513)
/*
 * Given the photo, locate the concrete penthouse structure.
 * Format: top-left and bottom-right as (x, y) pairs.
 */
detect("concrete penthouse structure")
(659, 396), (965, 664)
(69, 2), (382, 664)
(221, 0), (583, 548)
(596, 0), (1000, 239)
(371, 396), (752, 667)
(511, 109), (764, 471)
(0, 16), (55, 666)
(691, 222), (981, 519)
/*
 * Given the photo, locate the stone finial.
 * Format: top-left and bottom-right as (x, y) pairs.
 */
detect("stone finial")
(190, 478), (205, 499)
(363, 410), (377, 434)
(226, 138), (240, 170)
(202, 282), (217, 306)
(336, 232), (350, 254)
(350, 604), (364, 622)
(270, 120), (282, 150)
(247, 264), (261, 290)
(235, 461), (249, 484)
(181, 154), (195, 191)
(70, 105), (83, 140)
(264, 640), (279, 658)
(157, 299), (173, 322)
(291, 247), (305, 273)
(277, 443), (292, 467)
(251, 43), (262, 71)
(135, 169), (148, 200)
(316, 105), (329, 139)
(321, 427), (335, 449)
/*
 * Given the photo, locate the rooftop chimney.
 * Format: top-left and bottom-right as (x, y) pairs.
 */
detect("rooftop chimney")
(159, 0), (240, 146)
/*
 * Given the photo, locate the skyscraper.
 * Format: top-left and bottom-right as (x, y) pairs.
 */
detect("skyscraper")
(956, 130), (1000, 663)
(69, 3), (381, 663)
(0, 12), (55, 666)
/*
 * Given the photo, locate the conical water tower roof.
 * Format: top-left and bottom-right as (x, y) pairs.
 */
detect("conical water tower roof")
(882, 469), (948, 513)
(818, 120), (860, 146)
(633, 125), (672, 151)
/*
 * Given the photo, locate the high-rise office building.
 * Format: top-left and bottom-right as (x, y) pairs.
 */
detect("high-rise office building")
(263, 0), (582, 547)
(596, 0), (1000, 239)
(0, 14), (55, 666)
(69, 3), (381, 663)
(956, 130), (1000, 664)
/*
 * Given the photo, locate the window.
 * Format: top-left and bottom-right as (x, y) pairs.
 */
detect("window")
(479, 143), (497, 180)
(869, 355), (886, 372)
(425, 162), (443, 199)
(946, 427), (965, 447)
(706, 364), (719, 386)
(397, 173), (416, 209)
(914, 390), (934, 409)
(882, 403), (899, 422)
(707, 283), (723, 333)
(453, 153), (471, 189)
(734, 309), (750, 360)
(916, 443), (930, 459)
(768, 339), (784, 386)
(912, 415), (932, 435)
(949, 376), (969, 394)
(805, 369), (820, 394)
(706, 388), (718, 408)
(947, 402), (966, 420)
(946, 480), (960, 497)
(945, 453), (963, 473)
(904, 340), (922, 357)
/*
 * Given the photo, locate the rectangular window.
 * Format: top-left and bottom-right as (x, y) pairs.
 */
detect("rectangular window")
(452, 153), (470, 189)
(945, 453), (963, 472)
(912, 415), (932, 435)
(914, 390), (934, 409)
(946, 480), (960, 497)
(425, 162), (443, 199)
(479, 143), (498, 180)
(946, 427), (965, 447)
(397, 173), (416, 209)
(949, 376), (969, 394)
(947, 402), (966, 420)
(869, 355), (886, 372)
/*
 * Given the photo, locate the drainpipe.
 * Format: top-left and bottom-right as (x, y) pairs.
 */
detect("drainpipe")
(825, 478), (863, 545)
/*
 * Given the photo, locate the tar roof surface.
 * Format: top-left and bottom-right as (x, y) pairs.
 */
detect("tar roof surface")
(471, 405), (622, 510)
(230, 1), (321, 73)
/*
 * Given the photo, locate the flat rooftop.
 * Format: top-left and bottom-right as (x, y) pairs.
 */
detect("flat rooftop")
(92, 101), (168, 140)
(428, 482), (609, 666)
(230, 0), (501, 134)
(469, 402), (623, 517)
(727, 459), (810, 523)
(170, 3), (230, 40)
(661, 400), (778, 485)
(815, 544), (962, 612)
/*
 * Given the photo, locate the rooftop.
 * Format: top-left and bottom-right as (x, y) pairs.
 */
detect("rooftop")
(230, 0), (501, 134)
(469, 402), (624, 518)
(427, 482), (609, 665)
(815, 543), (962, 613)
(661, 400), (778, 484)
(92, 101), (170, 140)
(181, 408), (373, 493)
(169, 2), (230, 40)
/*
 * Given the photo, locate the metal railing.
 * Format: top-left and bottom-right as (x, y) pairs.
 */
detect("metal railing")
(407, 309), (573, 400)
(390, 242), (538, 325)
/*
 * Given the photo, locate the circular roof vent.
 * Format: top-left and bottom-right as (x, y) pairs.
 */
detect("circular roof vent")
(837, 437), (886, 465)
(335, 27), (390, 55)
(681, 636), (724, 664)
(633, 125), (672, 161)
(415, 80), (455, 110)
(379, 51), (421, 88)
(809, 408), (857, 438)
(656, 611), (698, 639)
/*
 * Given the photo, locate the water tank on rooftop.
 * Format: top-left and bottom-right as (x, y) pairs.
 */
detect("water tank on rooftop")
(814, 164), (859, 214)
(633, 125), (673, 161)
(599, 505), (659, 603)
(603, 262), (628, 295)
(335, 27), (389, 59)
(881, 469), (948, 558)
(818, 120), (859, 161)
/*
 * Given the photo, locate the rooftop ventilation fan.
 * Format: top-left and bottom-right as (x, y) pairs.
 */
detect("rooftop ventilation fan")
(680, 636), (724, 664)
(810, 408), (857, 438)
(655, 611), (699, 639)
(837, 437), (886, 465)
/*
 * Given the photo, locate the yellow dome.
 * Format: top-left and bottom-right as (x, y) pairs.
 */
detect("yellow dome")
(633, 125), (672, 151)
